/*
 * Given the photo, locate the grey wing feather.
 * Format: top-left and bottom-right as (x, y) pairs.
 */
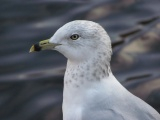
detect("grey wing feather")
(82, 109), (124, 120)
(131, 95), (160, 120)
(82, 94), (160, 120)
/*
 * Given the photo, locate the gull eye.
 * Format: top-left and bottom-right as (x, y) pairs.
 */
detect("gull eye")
(70, 34), (79, 40)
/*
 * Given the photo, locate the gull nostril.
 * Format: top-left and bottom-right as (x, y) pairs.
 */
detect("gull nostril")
(41, 43), (47, 45)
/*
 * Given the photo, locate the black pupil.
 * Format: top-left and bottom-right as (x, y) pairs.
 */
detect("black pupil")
(71, 34), (78, 40)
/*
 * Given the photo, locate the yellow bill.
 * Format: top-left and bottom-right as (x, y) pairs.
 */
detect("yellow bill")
(29, 39), (61, 53)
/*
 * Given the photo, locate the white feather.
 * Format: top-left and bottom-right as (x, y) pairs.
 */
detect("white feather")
(49, 20), (160, 120)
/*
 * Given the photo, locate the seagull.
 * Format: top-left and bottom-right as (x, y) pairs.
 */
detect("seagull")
(30, 20), (160, 120)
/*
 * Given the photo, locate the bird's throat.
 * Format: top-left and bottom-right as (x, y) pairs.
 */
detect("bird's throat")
(64, 55), (111, 90)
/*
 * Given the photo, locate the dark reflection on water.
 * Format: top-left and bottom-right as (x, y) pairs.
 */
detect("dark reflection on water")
(0, 0), (160, 120)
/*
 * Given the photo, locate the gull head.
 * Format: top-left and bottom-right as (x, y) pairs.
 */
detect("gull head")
(30, 20), (112, 63)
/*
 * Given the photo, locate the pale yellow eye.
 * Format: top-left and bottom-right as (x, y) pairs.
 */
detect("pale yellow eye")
(70, 34), (79, 40)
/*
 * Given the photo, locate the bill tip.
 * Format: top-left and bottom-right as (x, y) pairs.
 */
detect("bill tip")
(29, 45), (35, 53)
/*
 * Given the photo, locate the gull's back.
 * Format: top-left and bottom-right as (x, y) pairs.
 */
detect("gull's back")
(81, 74), (160, 120)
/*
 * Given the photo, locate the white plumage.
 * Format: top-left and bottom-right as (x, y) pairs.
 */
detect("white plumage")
(32, 20), (160, 120)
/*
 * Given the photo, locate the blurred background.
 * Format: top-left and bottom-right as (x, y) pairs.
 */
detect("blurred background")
(0, 0), (160, 120)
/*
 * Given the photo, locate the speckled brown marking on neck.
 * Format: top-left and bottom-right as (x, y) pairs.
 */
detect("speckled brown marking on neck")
(64, 50), (111, 88)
